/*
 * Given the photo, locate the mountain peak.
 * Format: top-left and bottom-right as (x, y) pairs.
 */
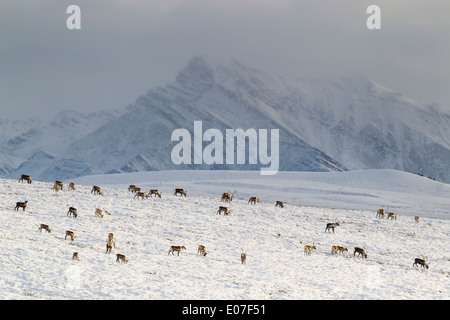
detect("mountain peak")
(175, 55), (216, 89)
(174, 55), (285, 99)
(2, 55), (450, 182)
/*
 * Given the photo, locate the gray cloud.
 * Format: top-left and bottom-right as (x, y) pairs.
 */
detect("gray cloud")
(0, 0), (449, 119)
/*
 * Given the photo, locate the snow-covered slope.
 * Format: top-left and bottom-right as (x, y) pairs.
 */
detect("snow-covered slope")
(0, 169), (448, 300)
(73, 169), (450, 221)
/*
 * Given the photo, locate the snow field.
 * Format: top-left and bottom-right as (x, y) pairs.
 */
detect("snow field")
(0, 173), (448, 300)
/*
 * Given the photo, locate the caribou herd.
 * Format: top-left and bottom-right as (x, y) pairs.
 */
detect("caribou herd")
(10, 174), (431, 271)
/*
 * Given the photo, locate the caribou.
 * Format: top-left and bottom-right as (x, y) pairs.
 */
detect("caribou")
(325, 222), (340, 233)
(413, 258), (429, 269)
(18, 174), (32, 184)
(14, 201), (28, 212)
(217, 206), (230, 215)
(197, 245), (207, 256)
(38, 224), (52, 233)
(221, 191), (237, 202)
(168, 245), (186, 255)
(91, 185), (102, 195)
(353, 247), (368, 259)
(275, 201), (284, 208)
(174, 188), (187, 197)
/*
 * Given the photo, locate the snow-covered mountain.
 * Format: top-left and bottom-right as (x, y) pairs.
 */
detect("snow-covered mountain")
(8, 151), (94, 182)
(65, 56), (450, 181)
(282, 76), (450, 181)
(0, 109), (125, 181)
(63, 56), (346, 176)
(2, 56), (450, 182)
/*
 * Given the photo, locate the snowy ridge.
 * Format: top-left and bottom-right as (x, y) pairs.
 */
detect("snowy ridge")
(0, 169), (448, 299)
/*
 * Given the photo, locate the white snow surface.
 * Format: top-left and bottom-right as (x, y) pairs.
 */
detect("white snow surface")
(0, 169), (448, 300)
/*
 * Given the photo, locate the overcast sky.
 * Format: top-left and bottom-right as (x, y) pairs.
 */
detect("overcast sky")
(1, 0), (449, 120)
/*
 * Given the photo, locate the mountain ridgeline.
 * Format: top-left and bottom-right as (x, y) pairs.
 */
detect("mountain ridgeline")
(2, 56), (450, 182)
